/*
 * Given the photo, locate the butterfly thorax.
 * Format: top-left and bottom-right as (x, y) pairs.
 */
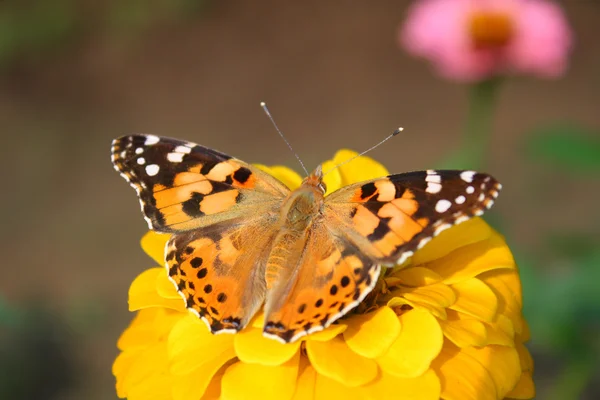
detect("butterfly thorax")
(279, 165), (326, 231)
(264, 167), (326, 291)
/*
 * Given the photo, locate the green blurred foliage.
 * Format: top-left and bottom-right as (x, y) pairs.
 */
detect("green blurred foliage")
(525, 123), (600, 173)
(0, 0), (209, 68)
(515, 120), (600, 399)
(0, 0), (78, 68)
(0, 302), (76, 399)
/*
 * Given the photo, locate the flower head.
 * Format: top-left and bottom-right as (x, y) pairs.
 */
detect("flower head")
(114, 150), (534, 399)
(400, 0), (573, 82)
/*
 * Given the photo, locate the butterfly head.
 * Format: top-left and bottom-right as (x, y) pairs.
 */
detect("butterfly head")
(303, 165), (327, 195)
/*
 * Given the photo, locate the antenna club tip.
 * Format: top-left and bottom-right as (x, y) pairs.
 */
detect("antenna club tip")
(260, 101), (266, 107)
(393, 127), (404, 136)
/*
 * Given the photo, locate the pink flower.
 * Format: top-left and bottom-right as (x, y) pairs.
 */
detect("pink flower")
(400, 0), (573, 82)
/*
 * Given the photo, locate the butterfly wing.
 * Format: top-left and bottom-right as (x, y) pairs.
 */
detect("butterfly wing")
(263, 222), (381, 343)
(112, 134), (289, 333)
(111, 134), (289, 232)
(325, 170), (501, 265)
(262, 170), (501, 343)
(166, 216), (278, 333)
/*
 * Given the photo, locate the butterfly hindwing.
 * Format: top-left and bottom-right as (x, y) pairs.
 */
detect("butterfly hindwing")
(166, 216), (279, 333)
(263, 223), (381, 343)
(111, 134), (289, 232)
(325, 170), (501, 265)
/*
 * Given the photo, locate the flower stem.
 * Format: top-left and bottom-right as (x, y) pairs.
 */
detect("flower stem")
(462, 78), (502, 170)
(442, 78), (502, 170)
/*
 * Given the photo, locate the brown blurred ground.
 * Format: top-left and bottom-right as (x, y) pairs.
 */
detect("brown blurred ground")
(0, 1), (598, 398)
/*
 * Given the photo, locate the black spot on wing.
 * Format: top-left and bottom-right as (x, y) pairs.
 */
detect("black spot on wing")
(181, 192), (206, 217)
(233, 167), (252, 184)
(367, 217), (391, 241)
(360, 182), (377, 199)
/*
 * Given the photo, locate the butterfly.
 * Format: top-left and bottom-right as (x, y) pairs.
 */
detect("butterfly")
(111, 134), (501, 343)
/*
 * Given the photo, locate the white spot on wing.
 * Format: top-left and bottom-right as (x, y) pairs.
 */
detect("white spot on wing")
(146, 164), (160, 176)
(137, 157), (145, 165)
(466, 186), (475, 194)
(175, 145), (192, 154)
(460, 171), (476, 183)
(435, 199), (452, 213)
(426, 170), (441, 183)
(167, 152), (184, 163)
(145, 135), (160, 145)
(455, 195), (466, 204)
(426, 182), (442, 194)
(135, 147), (144, 154)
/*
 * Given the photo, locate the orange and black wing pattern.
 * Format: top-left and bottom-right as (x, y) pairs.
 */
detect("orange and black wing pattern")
(325, 170), (501, 266)
(111, 134), (289, 233)
(165, 216), (278, 333)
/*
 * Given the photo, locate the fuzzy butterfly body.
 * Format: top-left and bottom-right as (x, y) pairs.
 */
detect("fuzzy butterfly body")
(112, 134), (501, 343)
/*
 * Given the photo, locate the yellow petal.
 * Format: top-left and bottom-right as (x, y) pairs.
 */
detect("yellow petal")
(168, 315), (235, 375)
(292, 359), (316, 400)
(234, 326), (301, 366)
(431, 344), (497, 400)
(117, 308), (184, 351)
(255, 164), (303, 190)
(314, 371), (369, 400)
(505, 371), (535, 399)
(343, 306), (401, 358)
(173, 360), (235, 400)
(387, 297), (447, 320)
(221, 352), (300, 400)
(377, 308), (443, 378)
(306, 323), (347, 341)
(250, 312), (265, 328)
(127, 371), (172, 400)
(200, 362), (231, 400)
(118, 343), (171, 400)
(449, 278), (497, 322)
(364, 369), (441, 400)
(116, 309), (158, 351)
(401, 282), (456, 309)
(113, 350), (137, 398)
(440, 316), (488, 348)
(411, 217), (493, 265)
(485, 315), (515, 346)
(462, 345), (521, 398)
(306, 336), (378, 387)
(515, 341), (534, 372)
(321, 160), (343, 194)
(479, 269), (524, 334)
(129, 268), (185, 312)
(155, 269), (181, 299)
(332, 149), (389, 186)
(141, 231), (170, 265)
(424, 234), (515, 285)
(390, 267), (443, 287)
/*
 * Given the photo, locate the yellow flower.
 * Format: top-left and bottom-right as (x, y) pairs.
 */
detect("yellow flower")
(113, 150), (535, 400)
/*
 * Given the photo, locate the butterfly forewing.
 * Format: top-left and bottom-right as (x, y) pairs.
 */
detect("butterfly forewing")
(111, 134), (289, 232)
(325, 170), (501, 266)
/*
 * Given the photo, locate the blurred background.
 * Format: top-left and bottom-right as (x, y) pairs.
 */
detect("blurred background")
(0, 0), (598, 399)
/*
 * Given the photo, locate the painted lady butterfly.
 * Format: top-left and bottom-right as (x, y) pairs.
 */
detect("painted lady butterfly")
(111, 134), (501, 343)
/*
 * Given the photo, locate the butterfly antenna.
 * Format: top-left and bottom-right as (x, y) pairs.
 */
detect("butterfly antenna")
(322, 127), (404, 177)
(260, 102), (309, 176)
